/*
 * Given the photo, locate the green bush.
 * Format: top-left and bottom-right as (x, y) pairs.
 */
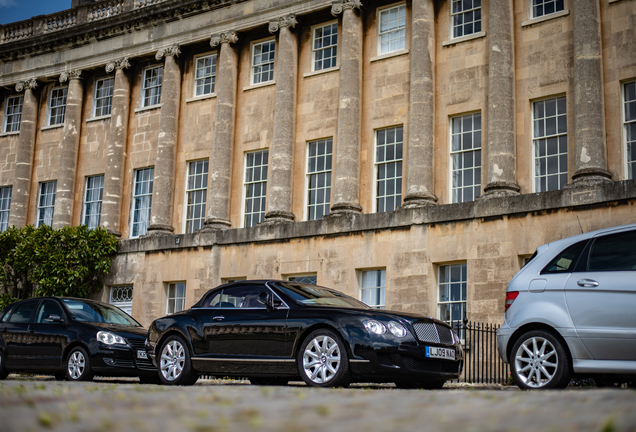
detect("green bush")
(0, 225), (118, 301)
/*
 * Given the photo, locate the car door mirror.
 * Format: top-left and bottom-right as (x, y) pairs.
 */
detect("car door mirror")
(257, 292), (274, 312)
(44, 314), (62, 323)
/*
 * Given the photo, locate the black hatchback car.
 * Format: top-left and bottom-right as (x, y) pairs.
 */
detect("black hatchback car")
(0, 297), (157, 382)
(147, 280), (464, 388)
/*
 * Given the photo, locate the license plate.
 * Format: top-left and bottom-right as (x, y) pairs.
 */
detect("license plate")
(137, 350), (148, 359)
(426, 346), (455, 360)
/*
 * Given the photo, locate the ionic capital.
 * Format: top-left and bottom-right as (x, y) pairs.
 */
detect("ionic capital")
(155, 44), (181, 61)
(210, 31), (239, 48)
(269, 14), (298, 34)
(15, 78), (38, 92)
(105, 57), (131, 73)
(59, 69), (82, 83)
(331, 0), (362, 16)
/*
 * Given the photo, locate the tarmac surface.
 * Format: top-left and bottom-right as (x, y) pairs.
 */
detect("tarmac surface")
(0, 375), (635, 432)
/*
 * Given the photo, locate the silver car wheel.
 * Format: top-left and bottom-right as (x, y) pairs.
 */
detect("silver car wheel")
(68, 351), (86, 380)
(302, 335), (341, 384)
(160, 340), (185, 382)
(514, 336), (559, 388)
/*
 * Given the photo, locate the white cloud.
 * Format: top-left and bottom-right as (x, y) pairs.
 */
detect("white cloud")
(0, 0), (18, 8)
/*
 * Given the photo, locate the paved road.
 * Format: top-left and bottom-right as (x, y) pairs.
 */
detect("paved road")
(0, 376), (634, 432)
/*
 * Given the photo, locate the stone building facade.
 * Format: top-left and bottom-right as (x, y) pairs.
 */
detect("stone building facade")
(0, 0), (635, 326)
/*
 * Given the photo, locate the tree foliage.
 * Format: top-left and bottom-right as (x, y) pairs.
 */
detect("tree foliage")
(0, 225), (118, 305)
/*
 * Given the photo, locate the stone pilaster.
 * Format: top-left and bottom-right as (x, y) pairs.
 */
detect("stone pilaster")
(8, 79), (39, 229)
(146, 45), (181, 236)
(100, 58), (131, 237)
(263, 14), (298, 224)
(53, 70), (84, 229)
(403, 0), (437, 208)
(202, 32), (239, 231)
(482, 0), (520, 198)
(330, 0), (363, 215)
(571, 0), (611, 186)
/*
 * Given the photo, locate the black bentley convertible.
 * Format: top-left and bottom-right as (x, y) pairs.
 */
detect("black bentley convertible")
(146, 280), (464, 388)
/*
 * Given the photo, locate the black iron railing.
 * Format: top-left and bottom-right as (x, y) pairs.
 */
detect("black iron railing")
(454, 320), (510, 384)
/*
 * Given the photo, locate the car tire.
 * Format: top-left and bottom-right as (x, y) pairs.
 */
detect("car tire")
(0, 350), (8, 380)
(395, 380), (446, 390)
(298, 329), (350, 388)
(66, 347), (94, 381)
(249, 377), (289, 386)
(158, 335), (198, 386)
(510, 330), (570, 390)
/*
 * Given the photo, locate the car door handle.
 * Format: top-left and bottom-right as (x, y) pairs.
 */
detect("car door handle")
(577, 279), (599, 287)
(213, 316), (225, 321)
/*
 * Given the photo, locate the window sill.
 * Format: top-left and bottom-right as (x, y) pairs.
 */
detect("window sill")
(243, 81), (276, 92)
(86, 115), (111, 123)
(522, 9), (569, 27)
(134, 104), (162, 114)
(186, 94), (217, 103)
(0, 131), (20, 137)
(442, 31), (487, 47)
(370, 49), (409, 63)
(608, 0), (623, 3)
(41, 124), (63, 131)
(303, 67), (339, 78)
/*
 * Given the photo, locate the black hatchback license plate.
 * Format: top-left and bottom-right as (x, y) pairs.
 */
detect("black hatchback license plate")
(137, 350), (148, 359)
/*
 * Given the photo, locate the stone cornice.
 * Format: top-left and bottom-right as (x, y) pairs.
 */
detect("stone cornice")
(105, 57), (131, 73)
(268, 14), (298, 34)
(59, 69), (83, 82)
(15, 78), (38, 92)
(210, 31), (239, 48)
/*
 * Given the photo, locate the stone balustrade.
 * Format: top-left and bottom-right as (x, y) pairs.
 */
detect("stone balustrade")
(88, 1), (125, 21)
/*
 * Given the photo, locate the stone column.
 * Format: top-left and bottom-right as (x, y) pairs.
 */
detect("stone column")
(202, 32), (239, 231)
(482, 0), (520, 198)
(100, 58), (131, 237)
(53, 70), (84, 229)
(571, 0), (611, 185)
(264, 14), (299, 224)
(403, 0), (437, 207)
(330, 0), (363, 215)
(146, 45), (181, 236)
(8, 79), (39, 229)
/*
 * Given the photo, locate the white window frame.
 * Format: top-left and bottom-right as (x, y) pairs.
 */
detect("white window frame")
(374, 126), (403, 213)
(0, 186), (12, 233)
(531, 0), (565, 19)
(311, 21), (338, 72)
(37, 181), (57, 227)
(532, 95), (568, 192)
(3, 95), (23, 133)
(449, 112), (482, 203)
(251, 38), (276, 86)
(167, 283), (186, 314)
(450, 0), (482, 39)
(92, 77), (114, 118)
(193, 53), (217, 97)
(82, 174), (104, 230)
(242, 150), (269, 228)
(184, 159), (209, 233)
(131, 167), (154, 238)
(141, 65), (163, 108)
(437, 263), (467, 338)
(360, 269), (386, 309)
(305, 138), (333, 221)
(623, 80), (636, 180)
(48, 86), (67, 126)
(110, 286), (134, 316)
(377, 2), (406, 55)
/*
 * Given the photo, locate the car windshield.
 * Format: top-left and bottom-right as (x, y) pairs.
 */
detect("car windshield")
(275, 282), (370, 309)
(62, 299), (140, 327)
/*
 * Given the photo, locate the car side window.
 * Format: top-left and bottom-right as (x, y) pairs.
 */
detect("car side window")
(541, 240), (588, 274)
(211, 285), (269, 309)
(7, 301), (38, 324)
(35, 300), (65, 323)
(588, 230), (636, 272)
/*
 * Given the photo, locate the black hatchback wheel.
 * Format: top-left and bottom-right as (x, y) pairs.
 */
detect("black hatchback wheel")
(66, 347), (94, 381)
(298, 329), (350, 388)
(158, 335), (198, 386)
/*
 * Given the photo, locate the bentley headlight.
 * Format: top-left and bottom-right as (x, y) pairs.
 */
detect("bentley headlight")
(364, 320), (387, 335)
(97, 331), (128, 346)
(387, 321), (407, 338)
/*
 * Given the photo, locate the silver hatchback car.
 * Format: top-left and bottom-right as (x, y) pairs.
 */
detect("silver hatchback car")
(497, 223), (636, 389)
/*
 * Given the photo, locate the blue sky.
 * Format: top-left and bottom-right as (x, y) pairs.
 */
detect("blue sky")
(0, 0), (71, 25)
